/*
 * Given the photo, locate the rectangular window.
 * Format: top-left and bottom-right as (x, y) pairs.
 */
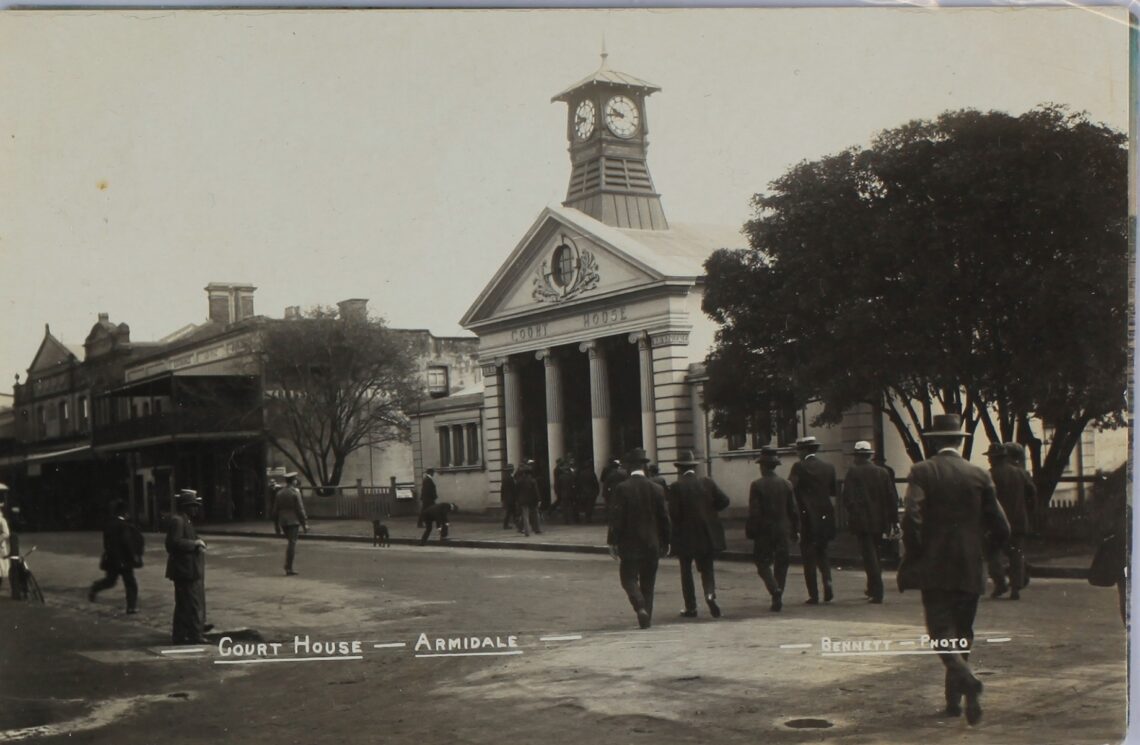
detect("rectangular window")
(427, 366), (449, 398)
(465, 423), (479, 465)
(438, 428), (451, 467)
(452, 425), (465, 466)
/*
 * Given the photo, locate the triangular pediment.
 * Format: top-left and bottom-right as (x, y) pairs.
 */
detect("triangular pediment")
(28, 328), (80, 374)
(462, 205), (712, 329)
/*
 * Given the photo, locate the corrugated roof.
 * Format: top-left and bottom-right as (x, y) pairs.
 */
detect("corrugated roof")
(551, 64), (661, 102)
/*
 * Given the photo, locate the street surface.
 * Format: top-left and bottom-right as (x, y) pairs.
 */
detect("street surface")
(0, 533), (1128, 744)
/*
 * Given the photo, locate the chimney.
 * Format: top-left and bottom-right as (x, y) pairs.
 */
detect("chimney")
(337, 298), (368, 323)
(284, 306), (301, 321)
(98, 312), (109, 323)
(206, 283), (257, 325)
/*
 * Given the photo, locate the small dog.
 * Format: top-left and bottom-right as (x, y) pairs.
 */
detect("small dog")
(371, 520), (390, 547)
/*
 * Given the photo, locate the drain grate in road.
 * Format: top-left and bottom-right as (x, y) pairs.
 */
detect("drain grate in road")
(784, 718), (834, 729)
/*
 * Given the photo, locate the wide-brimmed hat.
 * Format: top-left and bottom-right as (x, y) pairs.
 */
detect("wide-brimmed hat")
(621, 447), (650, 465)
(984, 443), (1008, 458)
(673, 449), (700, 468)
(176, 488), (202, 507)
(755, 446), (781, 466)
(922, 413), (971, 438)
(795, 436), (820, 451)
(852, 440), (874, 456)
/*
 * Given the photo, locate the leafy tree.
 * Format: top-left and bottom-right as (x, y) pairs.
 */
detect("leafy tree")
(703, 105), (1128, 502)
(260, 308), (424, 487)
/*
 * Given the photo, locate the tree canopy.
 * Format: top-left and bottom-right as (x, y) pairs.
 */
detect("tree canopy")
(261, 308), (424, 487)
(702, 105), (1128, 501)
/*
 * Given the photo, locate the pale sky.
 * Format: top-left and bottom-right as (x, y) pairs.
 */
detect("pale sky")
(0, 6), (1130, 382)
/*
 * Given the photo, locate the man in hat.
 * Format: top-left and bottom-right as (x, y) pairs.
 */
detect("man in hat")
(901, 413), (1009, 724)
(608, 447), (671, 629)
(747, 447), (799, 611)
(789, 436), (838, 604)
(552, 455), (578, 524)
(88, 499), (142, 613)
(165, 489), (209, 645)
(985, 443), (1036, 599)
(272, 473), (308, 576)
(842, 441), (900, 604)
(515, 461), (543, 537)
(667, 450), (730, 618)
(418, 468), (439, 528)
(601, 456), (628, 516)
(500, 464), (518, 530)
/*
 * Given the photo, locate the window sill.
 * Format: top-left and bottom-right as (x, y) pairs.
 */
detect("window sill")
(438, 464), (484, 473)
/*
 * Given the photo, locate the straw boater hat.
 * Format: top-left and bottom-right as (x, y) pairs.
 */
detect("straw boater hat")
(755, 446), (782, 467)
(176, 488), (202, 507)
(922, 413), (971, 439)
(794, 436), (820, 452)
(852, 440), (874, 456)
(673, 450), (701, 468)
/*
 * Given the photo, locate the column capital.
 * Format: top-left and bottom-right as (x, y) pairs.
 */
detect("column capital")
(579, 340), (602, 358)
(628, 331), (651, 350)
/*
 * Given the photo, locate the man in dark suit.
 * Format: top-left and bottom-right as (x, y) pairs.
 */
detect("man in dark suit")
(576, 458), (600, 523)
(789, 436), (837, 604)
(747, 447), (799, 611)
(601, 457), (628, 516)
(420, 502), (458, 545)
(272, 473), (309, 576)
(842, 441), (900, 604)
(553, 456), (578, 524)
(500, 464), (518, 530)
(985, 443), (1036, 599)
(901, 414), (1009, 725)
(418, 468), (439, 528)
(515, 461), (543, 537)
(608, 448), (671, 629)
(165, 489), (209, 645)
(667, 450), (730, 619)
(88, 499), (141, 613)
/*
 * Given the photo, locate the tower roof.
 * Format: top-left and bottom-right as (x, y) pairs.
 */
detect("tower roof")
(551, 60), (660, 103)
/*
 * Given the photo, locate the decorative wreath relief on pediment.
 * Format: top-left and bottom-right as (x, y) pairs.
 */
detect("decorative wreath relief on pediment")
(532, 238), (600, 303)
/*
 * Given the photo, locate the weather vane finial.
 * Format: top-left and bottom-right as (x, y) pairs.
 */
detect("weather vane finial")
(600, 35), (608, 68)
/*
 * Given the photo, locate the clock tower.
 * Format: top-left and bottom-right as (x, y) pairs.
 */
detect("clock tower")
(552, 51), (668, 230)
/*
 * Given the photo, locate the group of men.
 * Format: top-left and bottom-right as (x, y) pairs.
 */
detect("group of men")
(604, 413), (1023, 726)
(498, 455), (607, 531)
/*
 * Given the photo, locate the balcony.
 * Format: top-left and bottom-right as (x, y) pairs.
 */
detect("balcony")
(92, 406), (263, 447)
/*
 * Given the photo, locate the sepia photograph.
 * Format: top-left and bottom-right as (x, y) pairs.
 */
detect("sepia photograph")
(0, 5), (1133, 744)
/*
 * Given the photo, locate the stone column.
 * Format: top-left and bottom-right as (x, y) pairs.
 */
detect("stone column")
(580, 340), (610, 478)
(502, 357), (523, 470)
(650, 330), (693, 467)
(538, 349), (565, 472)
(630, 332), (657, 464)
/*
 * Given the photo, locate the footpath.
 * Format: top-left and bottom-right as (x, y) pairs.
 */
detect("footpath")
(200, 512), (1095, 579)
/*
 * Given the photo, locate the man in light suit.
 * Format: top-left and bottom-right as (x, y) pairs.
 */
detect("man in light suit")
(901, 414), (1009, 725)
(789, 436), (837, 604)
(667, 450), (730, 619)
(272, 473), (309, 576)
(608, 448), (671, 630)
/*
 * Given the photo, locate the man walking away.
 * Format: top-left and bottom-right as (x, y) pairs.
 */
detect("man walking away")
(608, 448), (671, 630)
(515, 461), (543, 537)
(419, 468), (439, 528)
(747, 447), (799, 612)
(842, 441), (899, 604)
(272, 473), (309, 576)
(899, 414), (1009, 725)
(985, 444), (1035, 599)
(667, 450), (729, 619)
(789, 436), (837, 604)
(88, 499), (142, 613)
(420, 502), (458, 545)
(165, 489), (209, 646)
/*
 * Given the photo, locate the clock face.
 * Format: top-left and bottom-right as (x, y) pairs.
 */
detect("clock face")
(574, 99), (596, 140)
(604, 95), (639, 138)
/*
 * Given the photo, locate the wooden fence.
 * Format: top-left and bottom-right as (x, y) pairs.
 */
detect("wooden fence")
(298, 478), (419, 519)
